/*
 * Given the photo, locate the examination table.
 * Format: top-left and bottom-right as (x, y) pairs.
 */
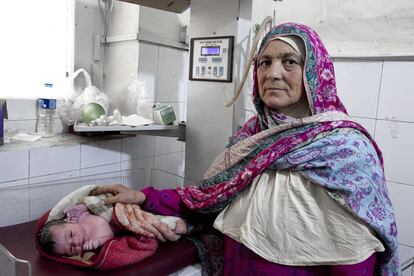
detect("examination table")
(0, 220), (199, 276)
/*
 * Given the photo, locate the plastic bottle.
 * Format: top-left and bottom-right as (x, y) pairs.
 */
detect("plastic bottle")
(37, 96), (57, 138)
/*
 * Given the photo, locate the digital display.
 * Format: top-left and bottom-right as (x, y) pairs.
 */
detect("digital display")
(201, 46), (220, 56)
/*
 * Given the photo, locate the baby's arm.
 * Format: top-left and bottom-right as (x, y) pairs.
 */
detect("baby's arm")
(64, 203), (89, 223)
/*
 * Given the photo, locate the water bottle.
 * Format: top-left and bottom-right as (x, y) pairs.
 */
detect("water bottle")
(37, 98), (57, 137)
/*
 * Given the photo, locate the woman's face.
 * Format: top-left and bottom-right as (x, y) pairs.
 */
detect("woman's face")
(257, 39), (306, 112)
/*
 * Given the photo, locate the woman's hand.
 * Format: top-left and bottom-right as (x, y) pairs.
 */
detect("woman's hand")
(118, 203), (181, 242)
(90, 184), (146, 205)
(139, 210), (182, 242)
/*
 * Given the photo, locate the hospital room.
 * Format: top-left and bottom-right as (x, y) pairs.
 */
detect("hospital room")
(0, 0), (413, 275)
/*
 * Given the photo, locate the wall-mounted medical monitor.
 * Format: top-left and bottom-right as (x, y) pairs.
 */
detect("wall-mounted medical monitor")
(189, 36), (234, 82)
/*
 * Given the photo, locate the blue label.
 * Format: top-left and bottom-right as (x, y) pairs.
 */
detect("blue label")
(39, 98), (57, 109)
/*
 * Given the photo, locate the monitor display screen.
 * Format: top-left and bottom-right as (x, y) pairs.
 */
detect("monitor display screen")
(201, 46), (220, 56)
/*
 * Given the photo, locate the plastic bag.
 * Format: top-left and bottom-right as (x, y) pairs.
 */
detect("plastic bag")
(57, 100), (81, 126)
(57, 69), (109, 126)
(72, 69), (109, 112)
(127, 73), (153, 119)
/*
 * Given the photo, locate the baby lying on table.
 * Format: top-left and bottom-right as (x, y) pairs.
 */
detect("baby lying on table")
(39, 203), (188, 256)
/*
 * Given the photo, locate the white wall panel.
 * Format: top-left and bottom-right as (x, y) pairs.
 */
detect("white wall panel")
(121, 135), (155, 160)
(75, 0), (104, 89)
(0, 182), (29, 227)
(121, 157), (154, 188)
(80, 140), (121, 168)
(121, 168), (146, 190)
(0, 150), (29, 183)
(81, 171), (122, 187)
(4, 100), (37, 120)
(138, 43), (158, 102)
(378, 62), (414, 122)
(80, 163), (121, 178)
(139, 6), (190, 44)
(105, 40), (140, 115)
(400, 244), (414, 266)
(157, 47), (188, 103)
(150, 169), (184, 189)
(273, 0), (414, 57)
(4, 120), (37, 133)
(30, 145), (80, 177)
(154, 152), (184, 179)
(334, 60), (382, 119)
(154, 136), (182, 156)
(29, 181), (81, 220)
(375, 120), (414, 185)
(30, 171), (81, 185)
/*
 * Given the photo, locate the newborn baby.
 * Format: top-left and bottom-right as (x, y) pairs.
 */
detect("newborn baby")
(39, 203), (187, 256)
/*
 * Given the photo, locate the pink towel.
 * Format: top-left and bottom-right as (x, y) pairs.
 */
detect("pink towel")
(35, 209), (158, 270)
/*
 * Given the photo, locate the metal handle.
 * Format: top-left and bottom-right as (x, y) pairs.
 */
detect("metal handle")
(0, 243), (31, 276)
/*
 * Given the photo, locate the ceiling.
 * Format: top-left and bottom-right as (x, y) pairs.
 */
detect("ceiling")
(118, 0), (190, 13)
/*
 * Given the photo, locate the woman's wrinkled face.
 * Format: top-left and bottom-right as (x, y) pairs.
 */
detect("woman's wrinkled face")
(257, 39), (305, 112)
(52, 223), (85, 256)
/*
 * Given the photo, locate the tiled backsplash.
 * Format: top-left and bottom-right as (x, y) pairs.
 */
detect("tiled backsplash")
(335, 60), (414, 262)
(0, 136), (185, 227)
(4, 99), (64, 134)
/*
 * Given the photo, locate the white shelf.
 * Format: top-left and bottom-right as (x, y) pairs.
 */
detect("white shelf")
(73, 122), (186, 141)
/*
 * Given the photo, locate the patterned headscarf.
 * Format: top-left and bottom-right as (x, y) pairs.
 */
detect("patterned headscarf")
(178, 22), (400, 275)
(256, 23), (346, 115)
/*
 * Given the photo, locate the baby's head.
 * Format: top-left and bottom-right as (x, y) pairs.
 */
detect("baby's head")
(39, 219), (85, 256)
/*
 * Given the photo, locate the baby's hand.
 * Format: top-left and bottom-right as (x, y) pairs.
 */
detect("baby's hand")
(83, 239), (100, 251)
(158, 216), (187, 235)
(65, 204), (88, 222)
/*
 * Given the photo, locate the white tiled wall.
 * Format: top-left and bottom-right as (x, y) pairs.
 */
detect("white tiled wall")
(334, 59), (414, 264)
(0, 136), (185, 227)
(0, 44), (187, 228)
(4, 99), (64, 133)
(377, 62), (414, 122)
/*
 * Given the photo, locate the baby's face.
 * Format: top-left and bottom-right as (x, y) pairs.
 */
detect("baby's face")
(52, 223), (86, 256)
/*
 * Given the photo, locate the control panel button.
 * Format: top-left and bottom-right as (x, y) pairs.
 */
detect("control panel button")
(219, 66), (224, 76)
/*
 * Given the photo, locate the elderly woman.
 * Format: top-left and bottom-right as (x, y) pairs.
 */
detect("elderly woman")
(92, 22), (400, 275)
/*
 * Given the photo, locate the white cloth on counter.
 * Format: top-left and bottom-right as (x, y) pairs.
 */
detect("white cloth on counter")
(90, 109), (153, 127)
(213, 169), (385, 266)
(121, 114), (153, 126)
(4, 129), (42, 143)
